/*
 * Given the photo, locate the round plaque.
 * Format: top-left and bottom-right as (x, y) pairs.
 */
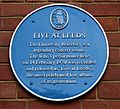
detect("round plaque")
(9, 4), (109, 101)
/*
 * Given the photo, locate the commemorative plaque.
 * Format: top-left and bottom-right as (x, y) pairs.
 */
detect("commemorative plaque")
(9, 4), (109, 101)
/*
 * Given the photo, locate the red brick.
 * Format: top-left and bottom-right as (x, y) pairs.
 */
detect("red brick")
(0, 32), (12, 47)
(0, 102), (3, 109)
(97, 18), (118, 31)
(0, 18), (21, 31)
(103, 65), (120, 81)
(71, 0), (93, 2)
(2, 0), (24, 2)
(0, 47), (9, 63)
(107, 33), (120, 47)
(26, 0), (46, 2)
(0, 5), (2, 15)
(83, 101), (120, 109)
(109, 48), (120, 64)
(0, 82), (16, 98)
(82, 88), (96, 99)
(98, 82), (120, 99)
(0, 64), (15, 80)
(4, 101), (26, 109)
(48, 0), (69, 2)
(119, 18), (120, 29)
(0, 4), (33, 17)
(81, 4), (120, 16)
(94, 0), (116, 2)
(69, 3), (80, 7)
(34, 4), (48, 9)
(18, 84), (33, 98)
(28, 100), (81, 109)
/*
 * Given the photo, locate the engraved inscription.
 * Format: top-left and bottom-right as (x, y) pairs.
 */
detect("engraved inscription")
(22, 32), (96, 85)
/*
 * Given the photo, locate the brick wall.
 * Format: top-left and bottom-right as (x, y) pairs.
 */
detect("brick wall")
(0, 0), (120, 109)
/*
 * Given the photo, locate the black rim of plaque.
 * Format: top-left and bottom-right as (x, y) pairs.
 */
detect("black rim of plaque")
(9, 3), (109, 101)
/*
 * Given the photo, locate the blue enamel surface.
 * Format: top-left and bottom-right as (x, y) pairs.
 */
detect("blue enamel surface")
(10, 4), (108, 101)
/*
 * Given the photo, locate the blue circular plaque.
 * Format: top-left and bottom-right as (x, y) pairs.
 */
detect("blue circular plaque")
(9, 4), (109, 101)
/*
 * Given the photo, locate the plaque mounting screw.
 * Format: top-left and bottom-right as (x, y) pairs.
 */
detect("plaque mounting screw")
(83, 20), (86, 22)
(30, 82), (33, 85)
(32, 20), (35, 23)
(84, 82), (87, 85)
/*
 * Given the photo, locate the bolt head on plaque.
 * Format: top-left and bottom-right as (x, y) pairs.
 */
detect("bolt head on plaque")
(9, 4), (109, 101)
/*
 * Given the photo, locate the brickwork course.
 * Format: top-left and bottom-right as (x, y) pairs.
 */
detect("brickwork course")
(0, 0), (120, 109)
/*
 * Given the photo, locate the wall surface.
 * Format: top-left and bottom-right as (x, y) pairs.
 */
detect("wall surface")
(0, 0), (120, 109)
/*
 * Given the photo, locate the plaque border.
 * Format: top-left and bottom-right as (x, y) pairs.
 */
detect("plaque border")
(9, 3), (109, 101)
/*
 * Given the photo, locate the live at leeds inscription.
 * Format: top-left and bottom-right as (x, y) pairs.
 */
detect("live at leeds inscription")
(9, 4), (109, 101)
(25, 32), (95, 84)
